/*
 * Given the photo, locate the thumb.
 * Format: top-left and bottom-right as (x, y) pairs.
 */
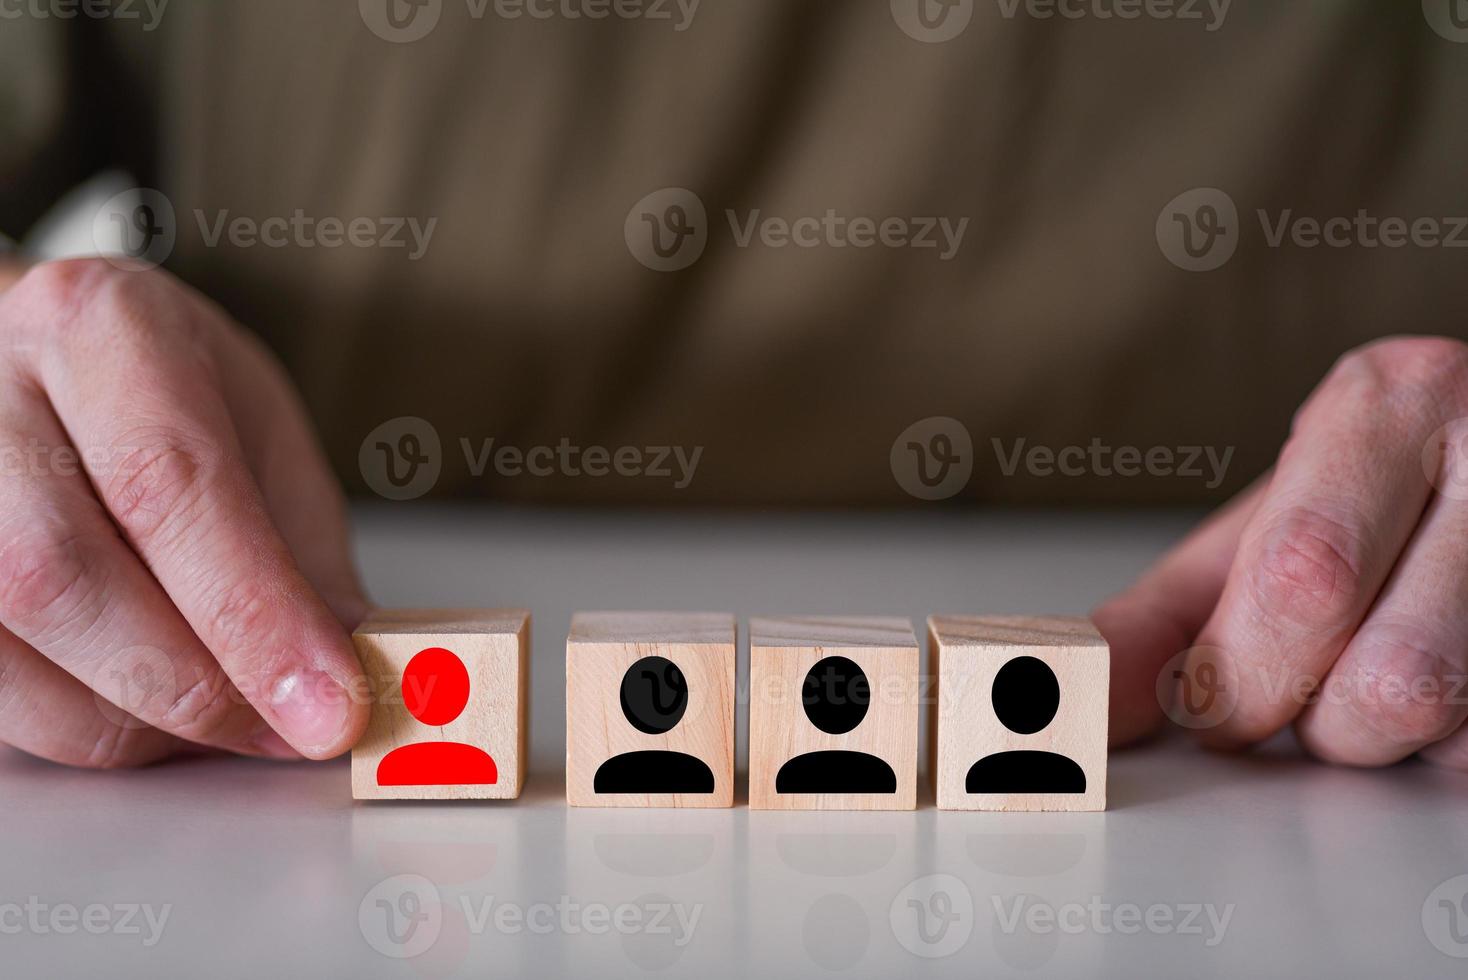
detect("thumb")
(1093, 475), (1266, 747)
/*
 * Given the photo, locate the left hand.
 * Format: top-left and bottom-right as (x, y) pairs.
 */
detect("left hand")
(1098, 335), (1468, 769)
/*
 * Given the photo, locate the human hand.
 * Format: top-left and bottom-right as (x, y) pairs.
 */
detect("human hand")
(1098, 336), (1468, 768)
(0, 258), (369, 767)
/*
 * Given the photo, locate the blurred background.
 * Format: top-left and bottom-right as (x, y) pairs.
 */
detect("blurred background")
(2, 0), (1466, 507)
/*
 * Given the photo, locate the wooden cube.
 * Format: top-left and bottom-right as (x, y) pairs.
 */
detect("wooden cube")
(748, 616), (919, 810)
(565, 611), (736, 808)
(351, 609), (530, 801)
(929, 615), (1108, 811)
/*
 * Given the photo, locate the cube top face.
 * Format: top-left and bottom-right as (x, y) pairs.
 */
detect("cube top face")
(928, 614), (1107, 649)
(352, 609), (530, 802)
(566, 611), (736, 808)
(929, 615), (1108, 812)
(748, 615), (919, 810)
(568, 611), (734, 646)
(359, 608), (531, 636)
(749, 615), (917, 649)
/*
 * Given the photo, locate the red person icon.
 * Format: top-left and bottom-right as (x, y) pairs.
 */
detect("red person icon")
(376, 647), (498, 786)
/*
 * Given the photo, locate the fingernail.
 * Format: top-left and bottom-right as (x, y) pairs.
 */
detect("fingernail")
(268, 670), (350, 753)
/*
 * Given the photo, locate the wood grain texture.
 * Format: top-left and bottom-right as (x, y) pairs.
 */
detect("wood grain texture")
(929, 614), (1108, 812)
(748, 615), (919, 810)
(566, 611), (735, 808)
(351, 609), (530, 801)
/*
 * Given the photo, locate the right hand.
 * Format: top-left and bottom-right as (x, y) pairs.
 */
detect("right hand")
(0, 258), (370, 767)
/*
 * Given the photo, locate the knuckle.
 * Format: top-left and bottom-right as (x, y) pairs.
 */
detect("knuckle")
(208, 577), (288, 655)
(1330, 337), (1468, 418)
(103, 433), (220, 545)
(0, 526), (101, 632)
(83, 722), (158, 770)
(1245, 508), (1367, 631)
(155, 669), (239, 744)
(1343, 624), (1465, 748)
(9, 258), (121, 320)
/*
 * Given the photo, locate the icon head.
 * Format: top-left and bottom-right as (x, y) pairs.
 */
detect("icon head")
(620, 656), (690, 734)
(401, 647), (471, 726)
(801, 656), (871, 735)
(991, 655), (1060, 735)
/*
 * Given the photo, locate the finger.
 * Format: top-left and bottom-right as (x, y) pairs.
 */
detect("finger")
(0, 359), (289, 756)
(0, 624), (184, 768)
(1093, 474), (1265, 746)
(213, 323), (369, 630)
(16, 263), (368, 758)
(1297, 488), (1468, 765)
(1194, 339), (1459, 748)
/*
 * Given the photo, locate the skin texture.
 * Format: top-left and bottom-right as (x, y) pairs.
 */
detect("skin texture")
(0, 258), (369, 767)
(0, 258), (1465, 771)
(1099, 335), (1468, 770)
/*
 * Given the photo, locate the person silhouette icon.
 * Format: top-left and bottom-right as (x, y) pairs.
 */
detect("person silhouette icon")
(376, 646), (499, 786)
(594, 656), (716, 793)
(776, 656), (897, 794)
(966, 655), (1086, 794)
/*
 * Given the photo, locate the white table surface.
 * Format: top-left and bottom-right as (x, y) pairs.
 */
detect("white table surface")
(3, 504), (1467, 978)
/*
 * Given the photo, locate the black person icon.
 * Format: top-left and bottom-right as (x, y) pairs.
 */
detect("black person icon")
(776, 656), (898, 794)
(594, 656), (716, 794)
(966, 656), (1086, 794)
